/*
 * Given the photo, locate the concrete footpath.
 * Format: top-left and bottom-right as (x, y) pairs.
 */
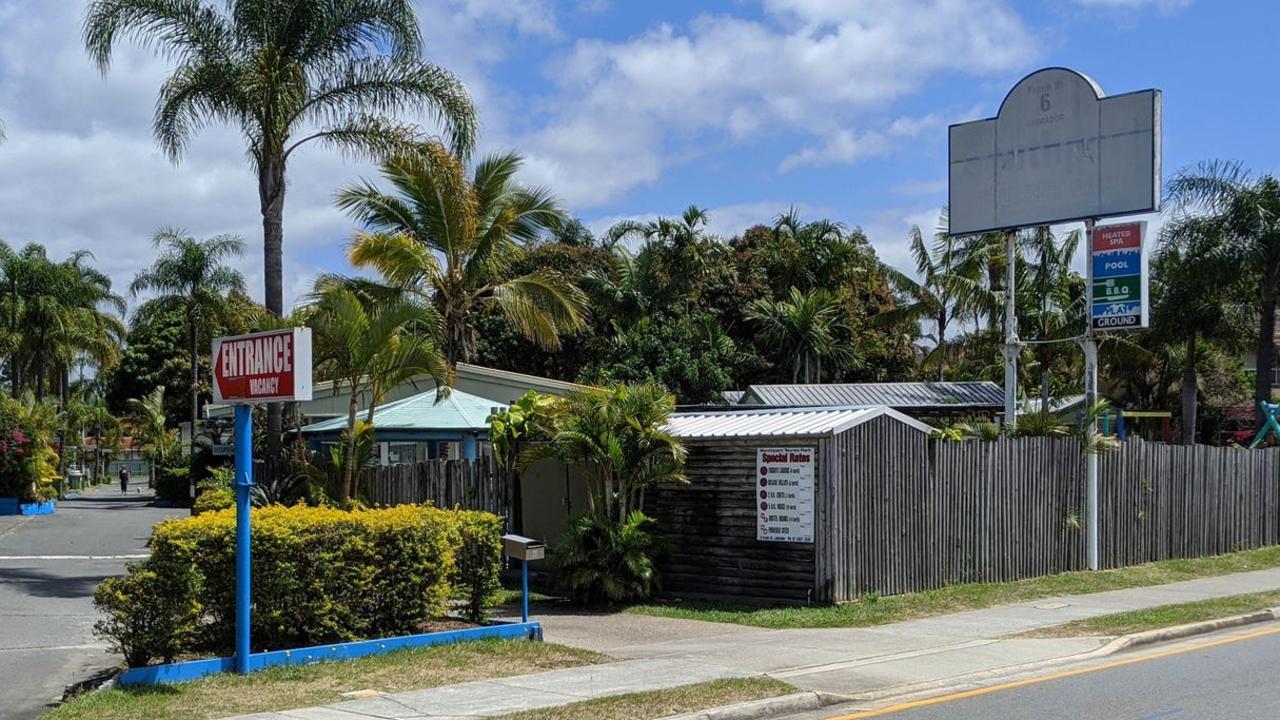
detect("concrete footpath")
(224, 568), (1280, 720)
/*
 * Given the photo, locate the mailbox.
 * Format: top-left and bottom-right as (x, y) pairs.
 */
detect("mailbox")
(502, 534), (545, 562)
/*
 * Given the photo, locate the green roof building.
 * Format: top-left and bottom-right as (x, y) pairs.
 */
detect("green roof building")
(299, 389), (502, 461)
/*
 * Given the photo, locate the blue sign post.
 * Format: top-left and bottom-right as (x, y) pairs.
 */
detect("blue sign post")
(233, 404), (253, 674)
(212, 328), (313, 676)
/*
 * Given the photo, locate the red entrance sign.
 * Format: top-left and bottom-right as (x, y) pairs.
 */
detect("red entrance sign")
(212, 328), (313, 404)
(1091, 222), (1142, 252)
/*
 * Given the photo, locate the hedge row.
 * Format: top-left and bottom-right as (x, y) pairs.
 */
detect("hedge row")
(94, 504), (502, 666)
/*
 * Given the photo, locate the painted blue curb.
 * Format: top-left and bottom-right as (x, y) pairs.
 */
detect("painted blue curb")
(0, 498), (56, 516)
(117, 621), (543, 687)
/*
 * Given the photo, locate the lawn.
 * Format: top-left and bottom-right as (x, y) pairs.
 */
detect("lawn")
(494, 678), (798, 720)
(629, 545), (1280, 629)
(47, 639), (606, 720)
(1020, 589), (1280, 638)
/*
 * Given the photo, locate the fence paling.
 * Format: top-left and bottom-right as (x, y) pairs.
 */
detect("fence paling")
(326, 458), (506, 518)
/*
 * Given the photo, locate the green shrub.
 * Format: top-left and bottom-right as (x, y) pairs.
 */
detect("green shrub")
(154, 464), (191, 503)
(92, 563), (202, 667)
(192, 486), (234, 515)
(144, 504), (497, 652)
(454, 511), (504, 622)
(555, 511), (663, 605)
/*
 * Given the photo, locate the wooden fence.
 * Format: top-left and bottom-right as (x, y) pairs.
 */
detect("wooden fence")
(323, 458), (507, 517)
(654, 423), (1280, 604)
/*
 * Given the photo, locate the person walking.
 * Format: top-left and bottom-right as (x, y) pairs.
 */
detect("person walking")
(118, 465), (130, 495)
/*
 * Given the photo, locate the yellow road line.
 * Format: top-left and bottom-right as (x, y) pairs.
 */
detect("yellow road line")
(826, 624), (1280, 719)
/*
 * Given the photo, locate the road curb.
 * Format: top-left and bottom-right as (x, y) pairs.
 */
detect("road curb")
(834, 606), (1280, 706)
(661, 691), (829, 720)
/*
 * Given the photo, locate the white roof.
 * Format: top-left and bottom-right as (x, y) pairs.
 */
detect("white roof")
(667, 405), (934, 439)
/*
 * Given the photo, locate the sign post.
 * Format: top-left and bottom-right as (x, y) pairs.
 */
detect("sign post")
(211, 328), (312, 674)
(949, 67), (1160, 572)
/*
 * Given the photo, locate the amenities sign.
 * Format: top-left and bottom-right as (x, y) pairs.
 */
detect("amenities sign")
(756, 448), (814, 544)
(1090, 222), (1148, 331)
(212, 328), (313, 404)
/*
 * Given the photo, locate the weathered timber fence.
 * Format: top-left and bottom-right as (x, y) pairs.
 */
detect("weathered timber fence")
(361, 458), (506, 517)
(653, 414), (1280, 604)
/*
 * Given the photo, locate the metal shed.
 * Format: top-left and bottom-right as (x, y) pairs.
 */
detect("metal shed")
(736, 382), (1004, 416)
(652, 406), (934, 605)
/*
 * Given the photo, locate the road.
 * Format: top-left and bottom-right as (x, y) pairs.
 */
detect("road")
(0, 486), (183, 720)
(803, 625), (1280, 720)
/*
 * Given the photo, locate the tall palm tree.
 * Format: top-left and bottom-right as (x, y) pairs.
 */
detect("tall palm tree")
(1166, 161), (1280, 423)
(765, 209), (870, 294)
(130, 229), (246, 458)
(748, 286), (855, 383)
(306, 282), (448, 504)
(879, 214), (964, 380)
(1021, 226), (1083, 410)
(338, 146), (585, 366)
(1152, 215), (1251, 443)
(84, 0), (478, 453)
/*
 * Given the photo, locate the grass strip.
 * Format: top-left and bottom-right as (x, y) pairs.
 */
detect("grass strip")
(628, 545), (1280, 629)
(494, 677), (797, 720)
(1020, 589), (1280, 638)
(47, 639), (606, 720)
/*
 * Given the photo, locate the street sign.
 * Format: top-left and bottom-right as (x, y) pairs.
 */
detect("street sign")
(212, 328), (313, 404)
(1089, 222), (1148, 331)
(756, 448), (814, 544)
(948, 67), (1161, 236)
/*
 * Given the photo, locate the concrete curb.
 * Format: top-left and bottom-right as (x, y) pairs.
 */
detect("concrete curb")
(661, 691), (828, 720)
(840, 606), (1280, 705)
(665, 607), (1280, 720)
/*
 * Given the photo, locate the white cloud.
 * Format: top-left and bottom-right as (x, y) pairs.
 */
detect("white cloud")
(1074, 0), (1191, 11)
(519, 1), (1037, 204)
(779, 113), (943, 172)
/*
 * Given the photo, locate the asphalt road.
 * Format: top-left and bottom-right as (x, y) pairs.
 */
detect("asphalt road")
(0, 486), (183, 720)
(812, 626), (1280, 720)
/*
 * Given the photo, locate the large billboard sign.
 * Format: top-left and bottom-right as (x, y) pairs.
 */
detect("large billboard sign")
(212, 328), (313, 404)
(1090, 222), (1148, 331)
(756, 447), (814, 544)
(949, 67), (1161, 236)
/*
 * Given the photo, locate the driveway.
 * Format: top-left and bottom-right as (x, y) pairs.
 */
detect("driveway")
(0, 486), (183, 719)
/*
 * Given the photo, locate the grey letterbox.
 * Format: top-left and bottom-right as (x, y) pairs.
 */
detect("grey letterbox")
(502, 534), (545, 562)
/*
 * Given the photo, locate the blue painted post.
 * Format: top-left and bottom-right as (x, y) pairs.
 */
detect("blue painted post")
(521, 559), (530, 623)
(462, 433), (477, 461)
(234, 404), (254, 675)
(1116, 411), (1126, 442)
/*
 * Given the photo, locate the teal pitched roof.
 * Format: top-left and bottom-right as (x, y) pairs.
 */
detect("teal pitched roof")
(299, 389), (499, 434)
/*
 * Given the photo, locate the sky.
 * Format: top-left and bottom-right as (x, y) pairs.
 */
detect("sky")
(1, 0), (1278, 316)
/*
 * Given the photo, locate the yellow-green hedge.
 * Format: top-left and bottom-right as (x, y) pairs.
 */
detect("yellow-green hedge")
(140, 504), (502, 654)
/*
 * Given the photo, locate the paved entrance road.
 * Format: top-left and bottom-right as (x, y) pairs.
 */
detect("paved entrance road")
(0, 487), (183, 720)
(808, 625), (1280, 720)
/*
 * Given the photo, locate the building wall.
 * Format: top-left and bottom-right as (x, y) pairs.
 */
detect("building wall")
(649, 436), (824, 605)
(519, 457), (590, 547)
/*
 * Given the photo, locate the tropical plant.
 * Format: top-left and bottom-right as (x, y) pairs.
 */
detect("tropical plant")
(489, 390), (555, 534)
(338, 146), (585, 366)
(84, 0), (478, 455)
(127, 386), (179, 470)
(0, 393), (60, 501)
(747, 286), (856, 383)
(555, 511), (663, 605)
(524, 383), (685, 523)
(130, 230), (247, 458)
(1021, 225), (1084, 410)
(1165, 161), (1280, 423)
(880, 214), (965, 380)
(306, 282), (448, 504)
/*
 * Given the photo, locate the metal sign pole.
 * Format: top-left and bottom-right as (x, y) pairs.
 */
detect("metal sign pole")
(1002, 229), (1021, 427)
(233, 403), (254, 673)
(1083, 218), (1100, 571)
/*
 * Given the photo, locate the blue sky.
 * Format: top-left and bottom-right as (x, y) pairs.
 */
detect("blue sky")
(0, 0), (1277, 309)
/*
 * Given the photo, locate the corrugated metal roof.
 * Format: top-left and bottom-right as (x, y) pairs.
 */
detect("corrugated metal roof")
(299, 389), (499, 434)
(668, 405), (933, 439)
(740, 381), (1003, 410)
(720, 390), (745, 405)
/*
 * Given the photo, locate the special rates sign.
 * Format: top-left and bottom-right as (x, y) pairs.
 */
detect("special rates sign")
(756, 447), (815, 544)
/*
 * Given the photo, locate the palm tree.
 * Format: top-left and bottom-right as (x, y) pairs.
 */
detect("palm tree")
(748, 287), (855, 383)
(130, 230), (246, 458)
(765, 209), (870, 294)
(1152, 215), (1251, 443)
(128, 385), (177, 470)
(84, 0), (478, 454)
(306, 282), (449, 505)
(1166, 161), (1280, 423)
(338, 146), (585, 366)
(1021, 226), (1083, 410)
(880, 214), (964, 380)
